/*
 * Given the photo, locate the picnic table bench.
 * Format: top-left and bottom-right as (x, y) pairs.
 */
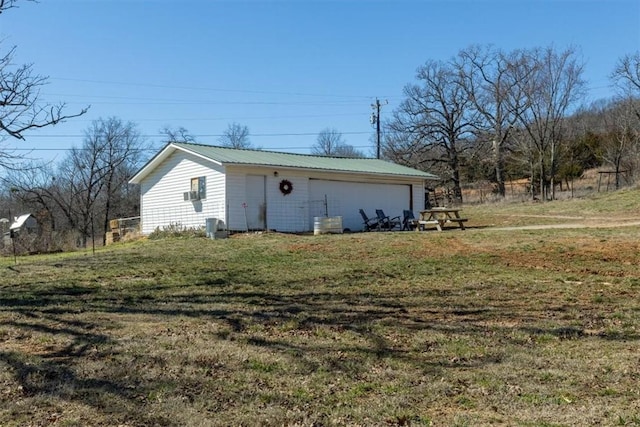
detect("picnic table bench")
(417, 207), (468, 231)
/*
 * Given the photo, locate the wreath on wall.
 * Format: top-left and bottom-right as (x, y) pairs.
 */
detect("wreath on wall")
(279, 179), (293, 195)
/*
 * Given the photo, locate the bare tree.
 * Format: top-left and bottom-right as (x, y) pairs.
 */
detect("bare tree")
(0, 162), (61, 251)
(514, 46), (586, 200)
(611, 52), (640, 126)
(0, 0), (35, 14)
(161, 126), (195, 143)
(455, 45), (532, 197)
(312, 128), (364, 157)
(0, 1), (88, 165)
(50, 118), (145, 247)
(600, 98), (640, 187)
(553, 103), (602, 195)
(387, 60), (479, 203)
(218, 122), (252, 149)
(312, 128), (344, 155)
(611, 52), (640, 95)
(333, 144), (365, 158)
(608, 53), (640, 184)
(87, 118), (146, 244)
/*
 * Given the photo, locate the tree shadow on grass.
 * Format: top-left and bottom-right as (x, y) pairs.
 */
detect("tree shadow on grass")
(0, 349), (179, 426)
(1, 257), (638, 424)
(0, 284), (180, 425)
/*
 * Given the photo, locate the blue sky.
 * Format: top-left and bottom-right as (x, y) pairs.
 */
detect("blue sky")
(3, 0), (640, 163)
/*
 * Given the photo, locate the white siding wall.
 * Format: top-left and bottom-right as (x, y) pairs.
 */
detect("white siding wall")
(140, 155), (427, 234)
(225, 166), (425, 233)
(266, 172), (309, 232)
(139, 151), (226, 234)
(308, 180), (408, 231)
(412, 181), (426, 211)
(225, 166), (310, 232)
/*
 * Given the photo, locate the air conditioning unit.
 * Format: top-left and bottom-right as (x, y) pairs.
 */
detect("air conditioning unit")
(183, 191), (199, 201)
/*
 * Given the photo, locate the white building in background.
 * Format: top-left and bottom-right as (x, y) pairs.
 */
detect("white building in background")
(130, 142), (439, 234)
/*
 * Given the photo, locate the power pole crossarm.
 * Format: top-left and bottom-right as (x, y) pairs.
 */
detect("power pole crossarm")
(370, 98), (387, 159)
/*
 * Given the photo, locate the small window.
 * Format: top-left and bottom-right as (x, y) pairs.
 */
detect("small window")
(191, 176), (206, 200)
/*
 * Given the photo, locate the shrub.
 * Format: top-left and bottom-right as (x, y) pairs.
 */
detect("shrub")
(148, 223), (206, 240)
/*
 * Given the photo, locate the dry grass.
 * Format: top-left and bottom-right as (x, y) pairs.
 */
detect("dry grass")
(1, 189), (640, 426)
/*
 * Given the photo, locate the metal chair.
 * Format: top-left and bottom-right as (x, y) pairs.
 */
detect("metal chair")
(359, 209), (381, 232)
(375, 209), (401, 231)
(402, 210), (419, 231)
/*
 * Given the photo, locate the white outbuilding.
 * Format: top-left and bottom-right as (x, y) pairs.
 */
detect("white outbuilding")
(9, 213), (38, 235)
(129, 142), (439, 234)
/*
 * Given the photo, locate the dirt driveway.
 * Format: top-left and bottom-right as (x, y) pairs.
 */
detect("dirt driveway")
(490, 215), (640, 231)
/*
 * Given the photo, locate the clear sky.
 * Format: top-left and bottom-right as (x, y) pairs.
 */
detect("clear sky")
(3, 0), (640, 163)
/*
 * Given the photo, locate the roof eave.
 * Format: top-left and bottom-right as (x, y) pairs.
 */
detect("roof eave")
(129, 143), (223, 184)
(130, 141), (440, 183)
(129, 143), (173, 184)
(223, 162), (439, 180)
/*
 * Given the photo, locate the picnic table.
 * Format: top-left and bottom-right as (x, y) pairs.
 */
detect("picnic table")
(417, 207), (468, 231)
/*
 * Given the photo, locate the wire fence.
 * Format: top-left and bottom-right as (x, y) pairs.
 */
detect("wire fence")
(461, 170), (638, 205)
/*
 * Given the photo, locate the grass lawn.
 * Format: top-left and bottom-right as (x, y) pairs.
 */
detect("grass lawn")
(1, 189), (640, 426)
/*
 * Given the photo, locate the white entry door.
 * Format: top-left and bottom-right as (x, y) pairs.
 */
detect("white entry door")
(245, 175), (266, 230)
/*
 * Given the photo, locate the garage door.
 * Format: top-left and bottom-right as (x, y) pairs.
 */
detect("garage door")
(308, 179), (411, 231)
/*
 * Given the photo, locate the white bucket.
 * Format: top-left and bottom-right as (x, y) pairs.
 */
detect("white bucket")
(205, 218), (219, 239)
(313, 216), (343, 235)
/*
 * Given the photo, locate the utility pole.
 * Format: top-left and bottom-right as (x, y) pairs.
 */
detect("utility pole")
(370, 98), (387, 159)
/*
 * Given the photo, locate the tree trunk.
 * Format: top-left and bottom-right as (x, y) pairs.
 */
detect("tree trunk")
(450, 150), (464, 204)
(550, 140), (557, 200)
(539, 157), (543, 200)
(102, 173), (114, 246)
(493, 139), (506, 197)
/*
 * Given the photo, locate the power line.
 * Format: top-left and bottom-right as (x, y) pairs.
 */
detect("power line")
(20, 131), (374, 138)
(43, 91), (404, 104)
(51, 77), (392, 100)
(49, 112), (371, 123)
(6, 144), (376, 152)
(43, 99), (370, 107)
(49, 76), (617, 102)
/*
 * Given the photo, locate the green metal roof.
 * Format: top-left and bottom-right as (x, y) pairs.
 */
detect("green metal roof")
(171, 142), (439, 179)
